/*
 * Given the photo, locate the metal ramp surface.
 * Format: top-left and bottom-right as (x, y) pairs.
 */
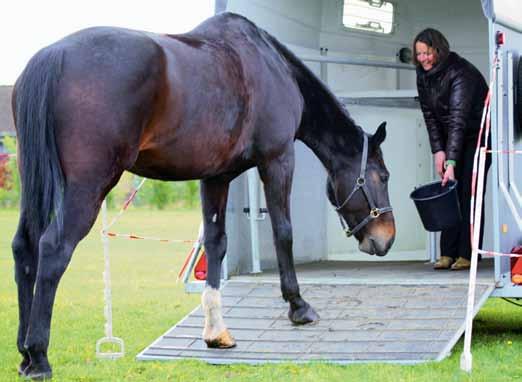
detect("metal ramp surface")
(138, 280), (494, 364)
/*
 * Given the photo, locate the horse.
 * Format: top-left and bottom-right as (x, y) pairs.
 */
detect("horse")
(11, 12), (395, 379)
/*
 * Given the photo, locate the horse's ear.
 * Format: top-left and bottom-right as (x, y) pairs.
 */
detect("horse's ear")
(372, 122), (387, 146)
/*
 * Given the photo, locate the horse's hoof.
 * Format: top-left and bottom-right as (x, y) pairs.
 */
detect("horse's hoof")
(22, 364), (52, 380)
(204, 329), (236, 349)
(24, 371), (52, 381)
(18, 358), (30, 376)
(18, 366), (27, 377)
(289, 303), (320, 325)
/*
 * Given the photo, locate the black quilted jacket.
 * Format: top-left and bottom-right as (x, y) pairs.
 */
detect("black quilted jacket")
(416, 52), (488, 161)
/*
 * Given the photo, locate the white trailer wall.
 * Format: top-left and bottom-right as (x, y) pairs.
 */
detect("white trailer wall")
(484, 2), (522, 294)
(318, 0), (491, 260)
(319, 0), (489, 92)
(226, 0), (322, 48)
(223, 0), (493, 274)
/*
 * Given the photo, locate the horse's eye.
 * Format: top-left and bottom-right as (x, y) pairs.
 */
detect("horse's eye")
(381, 173), (389, 183)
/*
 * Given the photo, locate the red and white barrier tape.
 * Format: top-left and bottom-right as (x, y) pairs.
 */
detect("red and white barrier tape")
(100, 177), (195, 244)
(469, 54), (519, 259)
(460, 49), (522, 372)
(102, 231), (194, 244)
(486, 149), (522, 154)
(478, 249), (522, 258)
(103, 178), (147, 232)
(462, 54), (498, 373)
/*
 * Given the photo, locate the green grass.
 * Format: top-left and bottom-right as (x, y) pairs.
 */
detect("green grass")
(1, 208), (522, 381)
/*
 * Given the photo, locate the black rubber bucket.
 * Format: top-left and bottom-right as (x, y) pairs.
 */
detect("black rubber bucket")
(409, 180), (461, 232)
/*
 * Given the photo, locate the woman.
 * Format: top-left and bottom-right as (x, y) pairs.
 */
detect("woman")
(413, 28), (490, 270)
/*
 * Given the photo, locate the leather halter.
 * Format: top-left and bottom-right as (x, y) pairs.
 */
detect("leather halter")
(332, 134), (393, 237)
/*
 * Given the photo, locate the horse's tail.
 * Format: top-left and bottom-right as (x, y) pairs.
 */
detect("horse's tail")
(14, 46), (65, 240)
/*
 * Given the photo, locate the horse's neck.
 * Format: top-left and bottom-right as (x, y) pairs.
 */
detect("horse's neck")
(264, 34), (362, 170)
(297, 90), (362, 172)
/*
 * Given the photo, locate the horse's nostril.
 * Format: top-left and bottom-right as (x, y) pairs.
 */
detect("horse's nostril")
(367, 238), (377, 255)
(370, 237), (391, 257)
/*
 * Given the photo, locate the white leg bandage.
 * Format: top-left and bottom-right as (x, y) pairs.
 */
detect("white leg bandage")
(201, 287), (226, 340)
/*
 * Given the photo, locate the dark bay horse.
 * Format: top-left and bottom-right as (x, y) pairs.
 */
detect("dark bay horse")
(12, 12), (395, 379)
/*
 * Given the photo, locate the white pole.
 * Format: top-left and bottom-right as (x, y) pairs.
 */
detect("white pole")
(96, 199), (125, 359)
(102, 199), (113, 338)
(247, 168), (262, 273)
(460, 148), (487, 372)
(429, 152), (437, 263)
(182, 222), (205, 284)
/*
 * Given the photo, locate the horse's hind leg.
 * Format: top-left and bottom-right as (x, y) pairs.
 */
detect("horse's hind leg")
(200, 176), (236, 348)
(22, 180), (119, 379)
(258, 149), (319, 325)
(12, 213), (38, 375)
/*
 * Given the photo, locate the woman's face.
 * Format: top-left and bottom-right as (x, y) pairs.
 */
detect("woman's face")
(415, 41), (436, 71)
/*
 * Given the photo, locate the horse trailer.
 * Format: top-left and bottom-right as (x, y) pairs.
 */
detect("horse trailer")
(200, 0), (522, 296)
(139, 0), (522, 366)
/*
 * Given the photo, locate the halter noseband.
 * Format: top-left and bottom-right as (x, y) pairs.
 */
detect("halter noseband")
(333, 134), (393, 237)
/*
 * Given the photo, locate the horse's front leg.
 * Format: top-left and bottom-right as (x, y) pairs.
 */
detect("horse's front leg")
(258, 150), (319, 325)
(200, 177), (236, 348)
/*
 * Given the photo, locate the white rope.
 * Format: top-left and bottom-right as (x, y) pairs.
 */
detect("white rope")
(96, 199), (125, 359)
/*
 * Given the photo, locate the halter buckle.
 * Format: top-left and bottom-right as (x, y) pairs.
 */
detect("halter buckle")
(356, 177), (365, 186)
(370, 208), (381, 218)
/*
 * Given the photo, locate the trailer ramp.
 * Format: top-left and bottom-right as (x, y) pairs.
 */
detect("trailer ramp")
(138, 280), (493, 364)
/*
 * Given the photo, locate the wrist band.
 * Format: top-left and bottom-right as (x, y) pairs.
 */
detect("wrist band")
(445, 160), (456, 168)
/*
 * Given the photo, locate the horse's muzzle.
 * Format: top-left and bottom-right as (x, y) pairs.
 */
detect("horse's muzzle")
(359, 236), (395, 256)
(358, 219), (395, 256)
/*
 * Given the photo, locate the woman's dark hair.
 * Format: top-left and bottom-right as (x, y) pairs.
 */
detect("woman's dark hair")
(412, 28), (450, 67)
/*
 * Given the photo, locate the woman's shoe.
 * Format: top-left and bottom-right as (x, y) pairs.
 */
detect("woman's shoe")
(434, 256), (454, 270)
(451, 257), (471, 270)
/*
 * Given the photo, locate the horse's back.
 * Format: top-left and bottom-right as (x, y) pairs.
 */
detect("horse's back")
(16, 15), (304, 182)
(131, 13), (304, 179)
(192, 13), (302, 108)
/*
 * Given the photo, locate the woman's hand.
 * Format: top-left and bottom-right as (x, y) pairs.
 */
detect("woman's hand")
(434, 151), (446, 178)
(442, 164), (455, 186)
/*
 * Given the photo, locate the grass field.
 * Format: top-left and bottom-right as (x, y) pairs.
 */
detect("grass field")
(1, 207), (522, 381)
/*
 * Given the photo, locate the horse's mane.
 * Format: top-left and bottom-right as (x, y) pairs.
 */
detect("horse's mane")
(188, 12), (364, 161)
(259, 28), (363, 145)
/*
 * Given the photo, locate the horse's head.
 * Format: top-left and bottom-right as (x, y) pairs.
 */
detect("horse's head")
(326, 122), (395, 256)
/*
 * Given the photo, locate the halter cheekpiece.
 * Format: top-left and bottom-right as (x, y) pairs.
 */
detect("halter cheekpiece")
(333, 134), (393, 237)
